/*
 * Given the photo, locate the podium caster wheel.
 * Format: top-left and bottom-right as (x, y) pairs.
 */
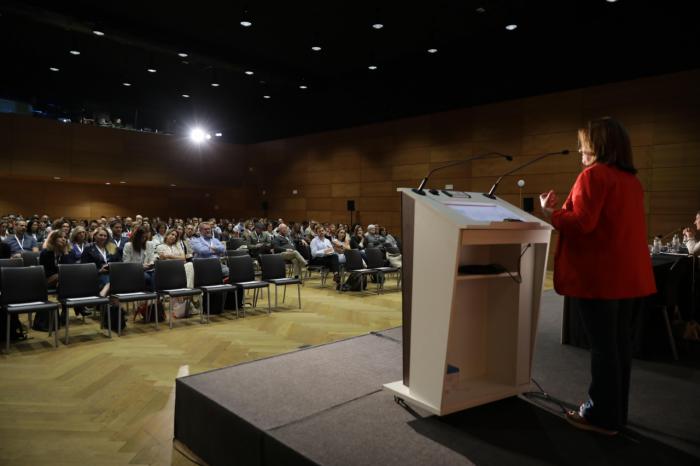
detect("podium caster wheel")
(394, 395), (403, 405)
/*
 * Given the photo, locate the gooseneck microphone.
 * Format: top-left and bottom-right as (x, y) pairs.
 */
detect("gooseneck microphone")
(483, 150), (570, 199)
(413, 152), (513, 195)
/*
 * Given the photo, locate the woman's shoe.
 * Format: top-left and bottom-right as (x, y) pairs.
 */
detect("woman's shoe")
(565, 411), (618, 436)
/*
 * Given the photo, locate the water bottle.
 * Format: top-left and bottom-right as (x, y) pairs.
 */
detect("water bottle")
(672, 234), (680, 253)
(653, 237), (661, 254)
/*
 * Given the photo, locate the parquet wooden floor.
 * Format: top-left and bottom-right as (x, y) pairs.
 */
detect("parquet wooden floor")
(0, 273), (553, 465)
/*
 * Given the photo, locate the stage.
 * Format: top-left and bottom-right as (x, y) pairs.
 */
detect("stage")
(174, 291), (700, 466)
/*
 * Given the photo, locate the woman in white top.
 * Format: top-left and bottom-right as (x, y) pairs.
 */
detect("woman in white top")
(155, 229), (194, 288)
(682, 210), (700, 257)
(122, 226), (156, 292)
(332, 228), (351, 264)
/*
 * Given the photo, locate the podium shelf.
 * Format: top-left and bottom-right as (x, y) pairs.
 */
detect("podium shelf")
(455, 272), (515, 281)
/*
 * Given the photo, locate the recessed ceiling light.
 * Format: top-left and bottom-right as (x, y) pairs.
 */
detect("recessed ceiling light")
(69, 50), (80, 55)
(263, 95), (271, 99)
(178, 52), (188, 58)
(147, 68), (157, 73)
(49, 67), (60, 72)
(92, 29), (105, 36)
(505, 24), (518, 31)
(240, 20), (252, 27)
(205, 134), (212, 140)
(215, 132), (223, 137)
(211, 82), (220, 87)
(105, 182), (111, 185)
(53, 176), (61, 180)
(368, 65), (378, 70)
(182, 94), (190, 98)
(311, 46), (322, 51)
(123, 82), (132, 87)
(119, 181), (126, 184)
(427, 48), (438, 54)
(170, 183), (177, 187)
(299, 85), (308, 89)
(245, 70), (254, 75)
(606, 0), (618, 2)
(372, 23), (384, 29)
(476, 7), (486, 13)
(190, 128), (206, 143)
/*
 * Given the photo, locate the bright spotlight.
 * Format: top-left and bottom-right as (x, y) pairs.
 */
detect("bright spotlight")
(205, 133), (212, 140)
(190, 128), (206, 143)
(215, 132), (223, 137)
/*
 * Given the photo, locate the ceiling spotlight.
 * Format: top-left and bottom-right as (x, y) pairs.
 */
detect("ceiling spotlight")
(190, 128), (206, 143)
(170, 184), (177, 187)
(215, 132), (223, 137)
(105, 182), (111, 185)
(205, 134), (212, 140)
(147, 67), (157, 73)
(211, 82), (220, 87)
(119, 181), (126, 184)
(299, 85), (308, 89)
(245, 70), (254, 75)
(69, 50), (80, 55)
(606, 0), (618, 2)
(49, 67), (60, 72)
(53, 176), (61, 180)
(311, 46), (322, 51)
(505, 24), (518, 31)
(123, 82), (132, 87)
(368, 65), (378, 70)
(372, 23), (384, 29)
(178, 52), (188, 58)
(182, 94), (190, 98)
(263, 95), (271, 99)
(92, 29), (105, 36)
(427, 48), (438, 54)
(476, 7), (486, 13)
(240, 20), (252, 27)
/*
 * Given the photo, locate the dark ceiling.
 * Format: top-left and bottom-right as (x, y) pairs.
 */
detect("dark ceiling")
(0, 0), (698, 143)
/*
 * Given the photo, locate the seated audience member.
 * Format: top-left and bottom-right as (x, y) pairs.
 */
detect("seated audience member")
(152, 222), (167, 245)
(39, 230), (72, 287)
(290, 223), (308, 248)
(247, 223), (273, 257)
(80, 227), (116, 297)
(272, 224), (308, 278)
(3, 219), (39, 257)
(310, 226), (341, 285)
(123, 217), (133, 235)
(378, 226), (398, 248)
(350, 225), (367, 251)
(27, 219), (45, 245)
(175, 225), (192, 259)
(0, 221), (8, 241)
(327, 223), (337, 240)
(69, 226), (89, 263)
(156, 228), (194, 288)
(304, 221), (317, 242)
(365, 224), (385, 249)
(683, 210), (700, 256)
(108, 221), (127, 261)
(190, 222), (228, 276)
(123, 225), (156, 289)
(332, 228), (351, 265)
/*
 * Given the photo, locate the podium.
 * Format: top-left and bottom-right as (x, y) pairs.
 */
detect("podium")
(383, 188), (552, 415)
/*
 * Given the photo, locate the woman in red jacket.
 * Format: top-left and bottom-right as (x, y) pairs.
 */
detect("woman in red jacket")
(540, 117), (655, 436)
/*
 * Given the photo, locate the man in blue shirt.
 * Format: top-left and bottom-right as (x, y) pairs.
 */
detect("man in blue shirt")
(3, 219), (38, 257)
(190, 222), (228, 276)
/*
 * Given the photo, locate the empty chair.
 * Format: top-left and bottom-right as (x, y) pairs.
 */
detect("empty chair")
(260, 253), (301, 309)
(193, 258), (236, 323)
(1, 266), (59, 351)
(228, 255), (271, 316)
(57, 263), (111, 344)
(154, 260), (202, 329)
(21, 251), (40, 267)
(109, 262), (158, 335)
(342, 249), (378, 293)
(365, 247), (401, 293)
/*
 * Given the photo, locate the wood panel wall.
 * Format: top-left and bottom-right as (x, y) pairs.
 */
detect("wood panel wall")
(246, 70), (700, 240)
(1, 70), (699, 238)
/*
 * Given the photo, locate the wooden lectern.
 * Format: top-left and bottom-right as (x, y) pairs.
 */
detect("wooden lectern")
(383, 188), (552, 415)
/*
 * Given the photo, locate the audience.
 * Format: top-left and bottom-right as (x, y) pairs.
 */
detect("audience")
(247, 223), (272, 258)
(156, 228), (194, 288)
(80, 226), (114, 297)
(39, 230), (72, 287)
(310, 226), (341, 286)
(683, 210), (700, 256)
(190, 222), (228, 276)
(69, 226), (88, 263)
(3, 219), (39, 257)
(272, 224), (307, 278)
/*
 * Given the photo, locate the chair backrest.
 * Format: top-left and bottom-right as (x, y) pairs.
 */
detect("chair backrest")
(109, 262), (147, 294)
(365, 248), (385, 268)
(58, 263), (100, 299)
(344, 249), (365, 272)
(21, 250), (40, 267)
(259, 254), (286, 280)
(385, 246), (400, 255)
(228, 255), (255, 283)
(226, 249), (249, 258)
(1, 266), (47, 305)
(227, 238), (244, 250)
(154, 259), (187, 291)
(0, 258), (24, 269)
(297, 244), (311, 261)
(193, 258), (224, 287)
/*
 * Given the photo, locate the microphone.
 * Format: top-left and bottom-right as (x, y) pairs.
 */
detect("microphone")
(413, 152), (513, 195)
(483, 150), (570, 199)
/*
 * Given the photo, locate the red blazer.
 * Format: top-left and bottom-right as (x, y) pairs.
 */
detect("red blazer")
(551, 163), (655, 300)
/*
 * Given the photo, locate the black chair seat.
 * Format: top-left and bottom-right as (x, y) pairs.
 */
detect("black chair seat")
(7, 301), (58, 313)
(374, 266), (399, 273)
(199, 284), (235, 293)
(63, 296), (110, 307)
(267, 277), (302, 285)
(353, 268), (377, 274)
(235, 280), (269, 290)
(161, 288), (202, 298)
(112, 291), (158, 302)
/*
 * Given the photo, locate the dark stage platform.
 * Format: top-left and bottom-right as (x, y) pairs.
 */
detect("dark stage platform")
(174, 291), (700, 466)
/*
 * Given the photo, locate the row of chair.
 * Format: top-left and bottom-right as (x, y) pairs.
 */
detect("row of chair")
(0, 254), (303, 351)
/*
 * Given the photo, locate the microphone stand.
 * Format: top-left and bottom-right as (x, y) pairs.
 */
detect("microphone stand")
(484, 150), (570, 199)
(413, 152), (513, 195)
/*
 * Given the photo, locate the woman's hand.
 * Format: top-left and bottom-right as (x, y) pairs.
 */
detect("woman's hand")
(539, 190), (557, 218)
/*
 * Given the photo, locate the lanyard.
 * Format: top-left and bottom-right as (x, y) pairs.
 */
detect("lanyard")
(96, 246), (108, 263)
(75, 243), (84, 254)
(115, 238), (121, 248)
(14, 235), (23, 250)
